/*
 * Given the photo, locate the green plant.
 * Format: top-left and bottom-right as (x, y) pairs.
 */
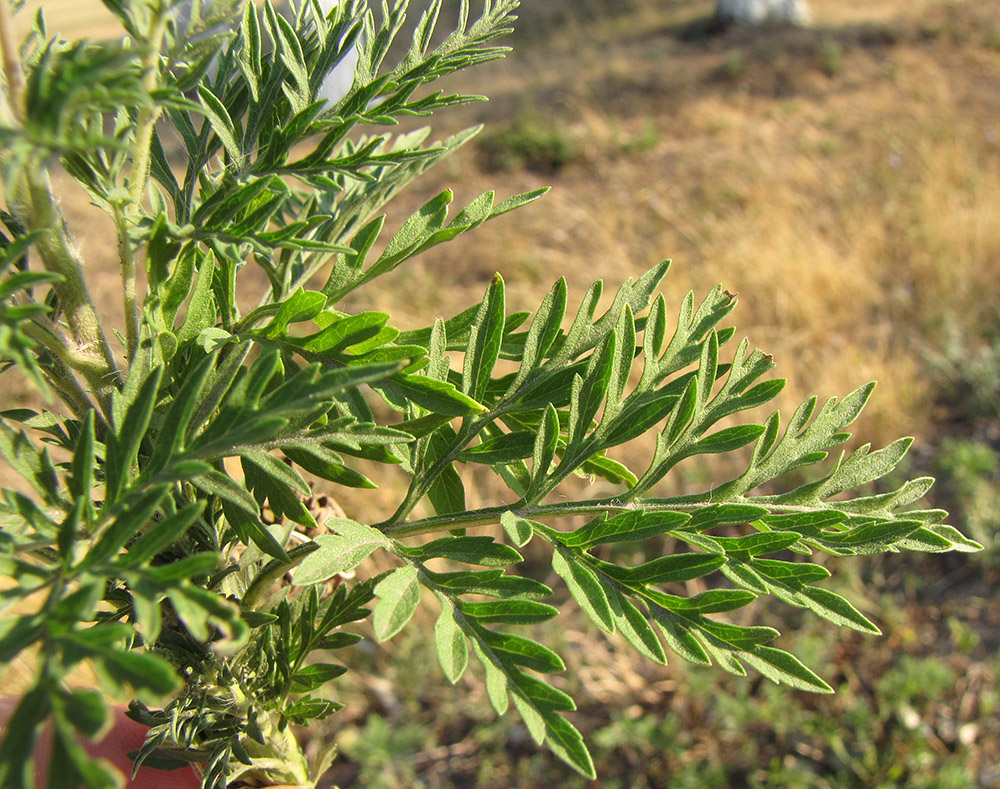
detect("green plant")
(937, 437), (1000, 558)
(477, 113), (578, 171)
(0, 0), (982, 787)
(820, 38), (842, 78)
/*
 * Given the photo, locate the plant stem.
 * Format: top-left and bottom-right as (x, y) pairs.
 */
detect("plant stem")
(114, 206), (140, 363)
(379, 496), (842, 539)
(241, 542), (320, 611)
(14, 167), (121, 413)
(0, 0), (25, 122)
(120, 13), (167, 361)
(44, 354), (110, 432)
(0, 6), (120, 408)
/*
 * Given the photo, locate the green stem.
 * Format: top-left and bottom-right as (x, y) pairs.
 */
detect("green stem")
(241, 542), (320, 611)
(0, 9), (120, 409)
(23, 315), (113, 382)
(0, 0), (25, 122)
(114, 206), (140, 363)
(119, 14), (167, 362)
(379, 496), (845, 540)
(43, 354), (109, 432)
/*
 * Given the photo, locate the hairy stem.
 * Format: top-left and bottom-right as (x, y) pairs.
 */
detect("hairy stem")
(12, 168), (121, 412)
(120, 14), (167, 361)
(0, 0), (24, 121)
(43, 354), (109, 432)
(379, 496), (842, 540)
(241, 542), (320, 611)
(0, 5), (119, 409)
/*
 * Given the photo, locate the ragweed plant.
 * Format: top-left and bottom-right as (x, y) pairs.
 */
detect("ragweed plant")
(0, 0), (981, 786)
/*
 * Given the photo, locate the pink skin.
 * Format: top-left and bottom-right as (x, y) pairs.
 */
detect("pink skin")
(0, 698), (305, 787)
(0, 697), (198, 788)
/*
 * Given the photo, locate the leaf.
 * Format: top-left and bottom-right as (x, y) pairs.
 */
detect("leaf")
(259, 288), (327, 338)
(82, 485), (170, 568)
(197, 84), (243, 160)
(67, 410), (95, 505)
(405, 535), (522, 566)
(147, 352), (217, 472)
(472, 640), (509, 715)
(652, 616), (712, 665)
(168, 585), (248, 649)
(293, 519), (390, 585)
(373, 565), (420, 641)
(434, 602), (469, 683)
(426, 569), (552, 599)
(657, 589), (758, 614)
(686, 504), (771, 532)
(568, 331), (617, 447)
(664, 375), (697, 446)
(390, 373), (486, 416)
(459, 599), (558, 625)
(142, 553), (221, 583)
(299, 311), (389, 354)
(606, 552), (725, 585)
(282, 447), (377, 490)
(511, 691), (546, 744)
(119, 501), (206, 567)
(500, 511), (535, 547)
(60, 689), (108, 739)
(609, 591), (667, 664)
(479, 630), (565, 673)
(176, 250), (217, 344)
(370, 190), (454, 276)
(104, 366), (163, 504)
(692, 424), (767, 454)
(740, 645), (833, 693)
(427, 447), (466, 516)
(75, 637), (179, 697)
(289, 663), (349, 693)
(463, 273), (506, 400)
(0, 687), (49, 787)
(457, 432), (535, 464)
(540, 713), (595, 780)
(715, 530), (803, 558)
(194, 470), (288, 561)
(551, 547), (614, 633)
(563, 510), (690, 548)
(507, 277), (567, 394)
(796, 586), (880, 634)
(283, 697), (344, 724)
(526, 404), (559, 499)
(813, 518), (924, 551)
(0, 422), (63, 507)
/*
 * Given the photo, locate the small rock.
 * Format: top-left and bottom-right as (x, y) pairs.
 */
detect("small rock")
(958, 722), (978, 746)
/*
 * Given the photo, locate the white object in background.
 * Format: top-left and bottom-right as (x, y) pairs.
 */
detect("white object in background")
(317, 41), (359, 105)
(171, 0), (359, 105)
(315, 0), (359, 105)
(716, 0), (811, 25)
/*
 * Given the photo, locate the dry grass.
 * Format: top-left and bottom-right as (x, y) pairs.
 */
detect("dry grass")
(395, 0), (1000, 451)
(3, 1), (1000, 784)
(8, 0), (999, 450)
(4, 0), (997, 547)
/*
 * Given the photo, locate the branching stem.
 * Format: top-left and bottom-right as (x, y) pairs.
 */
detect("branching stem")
(14, 167), (121, 413)
(379, 497), (840, 539)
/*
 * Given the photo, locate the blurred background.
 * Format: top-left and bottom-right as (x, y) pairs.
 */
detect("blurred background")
(6, 0), (1000, 786)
